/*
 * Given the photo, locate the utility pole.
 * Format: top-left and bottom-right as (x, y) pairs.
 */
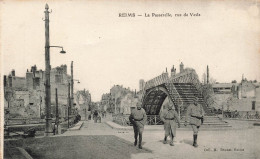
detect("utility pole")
(68, 83), (71, 128)
(43, 4), (66, 136)
(55, 88), (59, 133)
(44, 4), (52, 136)
(71, 61), (74, 115)
(207, 65), (209, 84)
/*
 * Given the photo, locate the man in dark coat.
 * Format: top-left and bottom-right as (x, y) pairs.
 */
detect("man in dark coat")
(129, 102), (147, 149)
(185, 96), (205, 147)
(160, 100), (180, 146)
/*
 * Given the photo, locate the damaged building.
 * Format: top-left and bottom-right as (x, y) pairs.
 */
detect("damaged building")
(4, 64), (72, 119)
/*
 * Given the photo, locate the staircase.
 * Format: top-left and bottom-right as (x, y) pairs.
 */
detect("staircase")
(165, 83), (212, 115)
(173, 83), (203, 103)
(180, 116), (231, 129)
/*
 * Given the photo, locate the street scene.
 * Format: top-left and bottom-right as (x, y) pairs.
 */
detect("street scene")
(2, 1), (260, 159)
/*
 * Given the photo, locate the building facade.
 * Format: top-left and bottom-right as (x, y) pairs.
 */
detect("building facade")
(4, 64), (73, 119)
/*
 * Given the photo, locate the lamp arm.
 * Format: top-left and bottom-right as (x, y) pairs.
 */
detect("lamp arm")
(49, 46), (64, 49)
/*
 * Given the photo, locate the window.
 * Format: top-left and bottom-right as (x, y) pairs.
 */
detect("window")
(252, 101), (256, 110)
(34, 78), (40, 86)
(55, 75), (62, 83)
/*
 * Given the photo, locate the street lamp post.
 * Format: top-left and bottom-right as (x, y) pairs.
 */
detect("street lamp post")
(70, 61), (81, 116)
(68, 82), (71, 128)
(44, 4), (66, 136)
(71, 61), (74, 115)
(55, 88), (59, 134)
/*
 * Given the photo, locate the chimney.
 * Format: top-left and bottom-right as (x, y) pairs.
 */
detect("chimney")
(171, 65), (176, 77)
(11, 69), (15, 76)
(180, 62), (184, 73)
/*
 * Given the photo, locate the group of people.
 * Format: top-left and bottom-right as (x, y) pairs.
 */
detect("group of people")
(129, 96), (204, 149)
(91, 110), (107, 123)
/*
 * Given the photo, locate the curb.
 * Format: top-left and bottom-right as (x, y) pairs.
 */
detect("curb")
(106, 121), (233, 131)
(68, 121), (84, 131)
(223, 118), (260, 122)
(17, 147), (33, 159)
(105, 121), (130, 130)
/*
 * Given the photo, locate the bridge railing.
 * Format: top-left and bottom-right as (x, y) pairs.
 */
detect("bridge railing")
(223, 111), (260, 120)
(112, 114), (130, 126)
(144, 73), (169, 91)
(146, 115), (163, 125)
(165, 82), (183, 112)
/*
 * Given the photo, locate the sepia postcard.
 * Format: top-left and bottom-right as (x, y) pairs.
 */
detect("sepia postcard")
(1, 0), (260, 159)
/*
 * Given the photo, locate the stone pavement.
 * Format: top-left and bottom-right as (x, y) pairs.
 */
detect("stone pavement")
(62, 118), (116, 136)
(61, 116), (260, 159)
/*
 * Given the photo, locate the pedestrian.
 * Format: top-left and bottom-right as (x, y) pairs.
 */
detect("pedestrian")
(184, 96), (204, 147)
(102, 111), (104, 118)
(129, 101), (147, 149)
(160, 100), (180, 146)
(93, 110), (98, 123)
(104, 111), (106, 118)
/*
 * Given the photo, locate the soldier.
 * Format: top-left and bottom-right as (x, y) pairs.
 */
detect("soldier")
(184, 96), (205, 147)
(129, 102), (147, 149)
(160, 100), (180, 146)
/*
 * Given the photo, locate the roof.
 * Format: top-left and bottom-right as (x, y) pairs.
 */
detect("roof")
(212, 83), (239, 88)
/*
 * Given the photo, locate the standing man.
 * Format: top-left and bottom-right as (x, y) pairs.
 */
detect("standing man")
(160, 100), (181, 146)
(129, 102), (147, 149)
(184, 96), (205, 147)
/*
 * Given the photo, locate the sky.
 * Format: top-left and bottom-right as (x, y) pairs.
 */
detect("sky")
(1, 0), (260, 101)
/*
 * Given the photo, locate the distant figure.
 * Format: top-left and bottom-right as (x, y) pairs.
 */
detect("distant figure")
(160, 101), (180, 146)
(102, 111), (106, 118)
(93, 110), (99, 123)
(185, 96), (205, 148)
(129, 102), (147, 149)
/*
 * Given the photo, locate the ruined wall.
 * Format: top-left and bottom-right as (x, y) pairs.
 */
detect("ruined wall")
(231, 98), (257, 111)
(120, 93), (139, 114)
(239, 82), (256, 99)
(5, 64), (71, 119)
(50, 83), (68, 105)
(8, 90), (30, 117)
(26, 72), (34, 90)
(12, 77), (27, 89)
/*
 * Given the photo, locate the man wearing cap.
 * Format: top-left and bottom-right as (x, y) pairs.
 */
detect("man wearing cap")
(184, 96), (205, 147)
(129, 102), (147, 149)
(160, 100), (181, 146)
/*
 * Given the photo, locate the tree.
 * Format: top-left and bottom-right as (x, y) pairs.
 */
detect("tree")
(231, 80), (237, 83)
